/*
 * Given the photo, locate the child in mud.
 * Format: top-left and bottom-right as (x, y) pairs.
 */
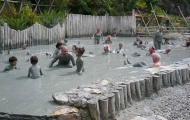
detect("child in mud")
(22, 44), (27, 50)
(133, 36), (141, 45)
(152, 53), (162, 67)
(183, 38), (190, 47)
(71, 45), (78, 53)
(27, 56), (43, 79)
(137, 40), (146, 49)
(53, 42), (63, 58)
(103, 44), (110, 54)
(94, 28), (103, 44)
(3, 56), (18, 72)
(75, 47), (85, 75)
(103, 35), (112, 44)
(116, 42), (124, 53)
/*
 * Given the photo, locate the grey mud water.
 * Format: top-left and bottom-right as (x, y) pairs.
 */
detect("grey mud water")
(0, 37), (189, 117)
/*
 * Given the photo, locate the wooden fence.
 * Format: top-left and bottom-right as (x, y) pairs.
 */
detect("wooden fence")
(0, 11), (136, 50)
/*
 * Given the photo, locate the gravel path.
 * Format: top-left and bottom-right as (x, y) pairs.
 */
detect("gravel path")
(116, 82), (190, 120)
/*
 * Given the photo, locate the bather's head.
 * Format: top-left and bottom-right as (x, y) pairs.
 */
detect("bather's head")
(159, 26), (164, 32)
(61, 46), (69, 57)
(119, 42), (123, 49)
(136, 37), (141, 42)
(152, 53), (161, 63)
(72, 45), (77, 51)
(149, 46), (155, 55)
(107, 35), (112, 41)
(165, 47), (171, 54)
(9, 56), (18, 67)
(76, 47), (85, 56)
(56, 41), (63, 49)
(104, 44), (110, 52)
(97, 28), (100, 32)
(30, 56), (38, 65)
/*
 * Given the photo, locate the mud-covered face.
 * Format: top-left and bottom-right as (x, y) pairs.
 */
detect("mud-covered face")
(72, 45), (76, 51)
(97, 28), (100, 32)
(61, 47), (68, 56)
(149, 47), (154, 54)
(119, 44), (123, 49)
(166, 48), (171, 54)
(159, 27), (164, 32)
(104, 47), (109, 52)
(11, 61), (17, 66)
(58, 45), (63, 50)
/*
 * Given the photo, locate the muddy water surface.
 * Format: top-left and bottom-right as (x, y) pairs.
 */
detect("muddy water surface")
(0, 37), (189, 116)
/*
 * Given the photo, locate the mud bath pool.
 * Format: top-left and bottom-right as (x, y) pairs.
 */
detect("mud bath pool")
(0, 37), (189, 117)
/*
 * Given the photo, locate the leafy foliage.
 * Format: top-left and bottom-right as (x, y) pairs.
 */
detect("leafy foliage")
(2, 5), (39, 30)
(39, 10), (66, 28)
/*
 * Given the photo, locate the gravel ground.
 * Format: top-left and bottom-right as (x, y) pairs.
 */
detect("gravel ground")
(116, 82), (190, 120)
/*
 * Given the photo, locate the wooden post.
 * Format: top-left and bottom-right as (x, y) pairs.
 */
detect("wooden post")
(116, 87), (125, 110)
(145, 77), (152, 97)
(119, 84), (127, 108)
(139, 79), (145, 99)
(87, 99), (100, 120)
(188, 69), (190, 82)
(107, 93), (115, 119)
(136, 7), (151, 37)
(155, 72), (163, 88)
(170, 70), (175, 86)
(175, 69), (182, 85)
(126, 83), (132, 104)
(163, 10), (177, 32)
(178, 6), (189, 27)
(112, 90), (120, 113)
(146, 76), (153, 92)
(99, 96), (108, 120)
(166, 71), (171, 86)
(150, 2), (160, 27)
(182, 68), (187, 84)
(130, 82), (137, 101)
(152, 75), (160, 93)
(135, 81), (141, 100)
(161, 72), (168, 87)
(186, 68), (190, 82)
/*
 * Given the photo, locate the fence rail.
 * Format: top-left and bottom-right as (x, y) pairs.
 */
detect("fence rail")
(0, 12), (136, 50)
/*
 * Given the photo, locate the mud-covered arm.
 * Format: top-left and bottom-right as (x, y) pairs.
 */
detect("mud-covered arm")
(27, 68), (30, 77)
(48, 56), (59, 68)
(70, 55), (75, 66)
(40, 67), (43, 75)
(79, 59), (84, 72)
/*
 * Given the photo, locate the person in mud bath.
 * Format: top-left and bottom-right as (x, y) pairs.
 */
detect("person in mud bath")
(53, 41), (63, 58)
(116, 42), (124, 53)
(183, 38), (190, 47)
(49, 46), (75, 68)
(152, 52), (162, 67)
(103, 35), (112, 44)
(103, 44), (110, 54)
(160, 47), (171, 54)
(94, 27), (103, 44)
(75, 47), (85, 75)
(146, 46), (155, 56)
(133, 36), (141, 45)
(3, 56), (18, 72)
(27, 56), (43, 79)
(71, 45), (78, 53)
(154, 26), (164, 50)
